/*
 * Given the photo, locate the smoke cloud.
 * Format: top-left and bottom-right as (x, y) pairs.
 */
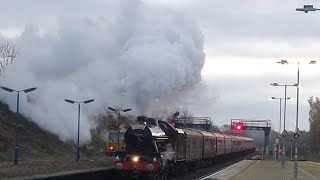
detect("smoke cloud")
(0, 0), (205, 142)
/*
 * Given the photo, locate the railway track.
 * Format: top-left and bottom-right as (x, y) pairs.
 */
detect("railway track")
(33, 153), (259, 180)
(171, 153), (259, 180)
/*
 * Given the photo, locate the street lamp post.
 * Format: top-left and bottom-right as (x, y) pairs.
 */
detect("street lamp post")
(270, 83), (297, 168)
(295, 62), (300, 178)
(65, 98), (94, 161)
(0, 86), (37, 165)
(107, 107), (131, 151)
(277, 60), (316, 177)
(271, 96), (291, 161)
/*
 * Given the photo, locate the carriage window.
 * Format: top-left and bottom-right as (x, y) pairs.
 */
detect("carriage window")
(233, 141), (237, 146)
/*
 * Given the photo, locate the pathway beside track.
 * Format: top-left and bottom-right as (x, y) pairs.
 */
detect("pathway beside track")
(200, 159), (320, 180)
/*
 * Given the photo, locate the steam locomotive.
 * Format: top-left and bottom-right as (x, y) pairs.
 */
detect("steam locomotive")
(114, 116), (255, 180)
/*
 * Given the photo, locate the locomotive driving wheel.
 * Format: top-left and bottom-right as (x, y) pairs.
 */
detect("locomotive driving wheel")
(160, 166), (169, 180)
(147, 168), (168, 180)
(161, 171), (168, 180)
(147, 173), (161, 180)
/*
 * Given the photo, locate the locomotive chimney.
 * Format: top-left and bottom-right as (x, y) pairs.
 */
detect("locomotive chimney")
(146, 118), (158, 126)
(137, 116), (147, 124)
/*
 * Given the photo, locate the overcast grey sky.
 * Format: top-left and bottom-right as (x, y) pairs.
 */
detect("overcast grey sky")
(144, 0), (320, 132)
(0, 0), (319, 140)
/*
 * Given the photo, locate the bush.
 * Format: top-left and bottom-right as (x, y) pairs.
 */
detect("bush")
(0, 154), (10, 162)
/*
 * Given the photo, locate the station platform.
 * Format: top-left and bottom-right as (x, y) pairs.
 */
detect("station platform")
(200, 160), (320, 180)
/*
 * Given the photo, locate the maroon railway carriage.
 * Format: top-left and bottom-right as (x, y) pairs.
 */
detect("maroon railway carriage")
(224, 134), (232, 154)
(183, 129), (203, 162)
(200, 131), (216, 159)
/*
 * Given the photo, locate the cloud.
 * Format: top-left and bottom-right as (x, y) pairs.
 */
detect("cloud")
(0, 0), (205, 142)
(143, 0), (320, 58)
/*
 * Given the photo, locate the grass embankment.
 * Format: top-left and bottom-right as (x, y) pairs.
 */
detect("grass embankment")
(0, 102), (76, 161)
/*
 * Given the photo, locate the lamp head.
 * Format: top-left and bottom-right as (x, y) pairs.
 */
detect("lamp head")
(123, 108), (131, 112)
(23, 87), (37, 93)
(65, 99), (75, 104)
(277, 60), (288, 64)
(84, 99), (94, 104)
(0, 86), (14, 92)
(108, 107), (116, 111)
(310, 60), (317, 64)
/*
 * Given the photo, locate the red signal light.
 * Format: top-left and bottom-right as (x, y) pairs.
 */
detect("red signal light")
(234, 122), (245, 131)
(171, 122), (176, 127)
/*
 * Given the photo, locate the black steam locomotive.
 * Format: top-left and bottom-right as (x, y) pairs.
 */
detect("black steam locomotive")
(114, 116), (255, 180)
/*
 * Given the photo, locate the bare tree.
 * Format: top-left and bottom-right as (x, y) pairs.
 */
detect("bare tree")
(221, 124), (231, 133)
(0, 38), (18, 75)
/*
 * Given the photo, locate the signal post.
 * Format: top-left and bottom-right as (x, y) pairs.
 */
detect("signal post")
(231, 119), (272, 158)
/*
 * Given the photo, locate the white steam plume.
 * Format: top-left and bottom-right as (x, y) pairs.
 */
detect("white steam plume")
(0, 0), (205, 142)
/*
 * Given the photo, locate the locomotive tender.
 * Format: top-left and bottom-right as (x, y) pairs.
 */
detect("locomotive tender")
(114, 116), (255, 179)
